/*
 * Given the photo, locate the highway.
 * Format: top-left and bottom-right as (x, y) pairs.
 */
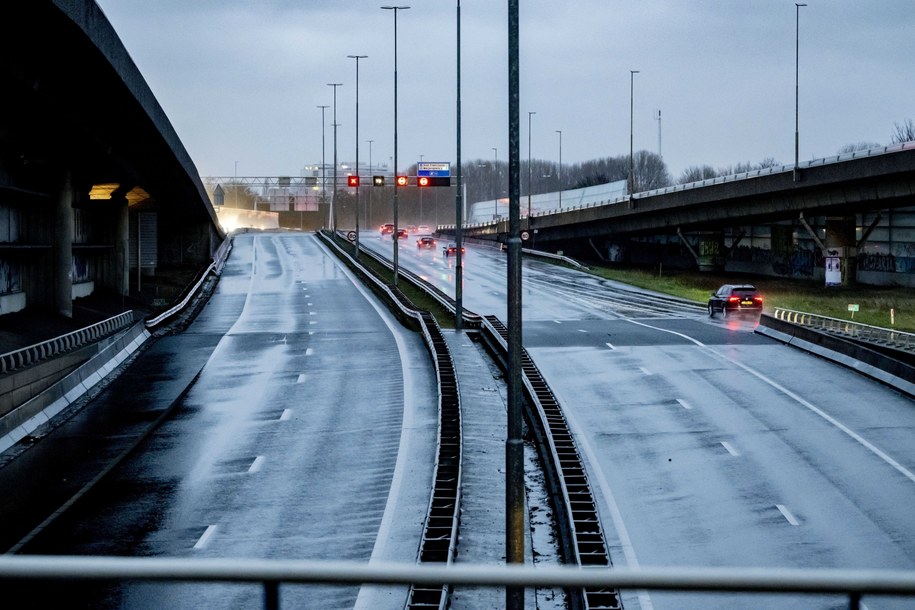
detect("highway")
(364, 231), (915, 610)
(2, 232), (440, 609)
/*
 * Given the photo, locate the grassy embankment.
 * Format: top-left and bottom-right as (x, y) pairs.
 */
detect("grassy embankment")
(584, 264), (915, 333)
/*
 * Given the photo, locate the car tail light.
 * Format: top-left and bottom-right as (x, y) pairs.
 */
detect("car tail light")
(753, 296), (763, 303)
(728, 296), (740, 303)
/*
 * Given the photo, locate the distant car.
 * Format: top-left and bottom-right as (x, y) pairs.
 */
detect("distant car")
(418, 224), (431, 234)
(407, 225), (418, 233)
(380, 223), (394, 235)
(708, 284), (763, 318)
(417, 236), (436, 249)
(443, 243), (465, 256)
(395, 228), (409, 239)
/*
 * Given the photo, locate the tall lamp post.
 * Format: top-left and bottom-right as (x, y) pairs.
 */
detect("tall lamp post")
(794, 3), (807, 182)
(328, 83), (343, 231)
(629, 69), (639, 202)
(317, 106), (329, 223)
(381, 5), (410, 286)
(455, 0), (463, 331)
(555, 130), (562, 210)
(527, 111), (535, 225)
(492, 147), (498, 217)
(367, 139), (374, 228)
(348, 54), (367, 258)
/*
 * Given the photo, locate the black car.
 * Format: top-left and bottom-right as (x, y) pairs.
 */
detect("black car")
(708, 284), (763, 317)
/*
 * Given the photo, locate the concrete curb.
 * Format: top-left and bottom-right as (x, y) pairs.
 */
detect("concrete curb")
(0, 322), (151, 454)
(755, 313), (915, 398)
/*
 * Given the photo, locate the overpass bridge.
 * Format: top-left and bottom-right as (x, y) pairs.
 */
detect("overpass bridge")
(0, 1), (223, 320)
(445, 143), (915, 286)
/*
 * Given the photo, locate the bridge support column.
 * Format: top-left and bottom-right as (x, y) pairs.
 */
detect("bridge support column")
(115, 199), (130, 296)
(54, 171), (74, 318)
(824, 217), (857, 286)
(680, 229), (726, 272)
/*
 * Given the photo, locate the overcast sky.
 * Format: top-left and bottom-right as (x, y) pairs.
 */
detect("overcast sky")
(95, 0), (915, 182)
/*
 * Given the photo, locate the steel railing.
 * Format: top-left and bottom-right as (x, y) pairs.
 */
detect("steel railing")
(773, 307), (915, 353)
(0, 310), (136, 375)
(1, 556), (913, 610)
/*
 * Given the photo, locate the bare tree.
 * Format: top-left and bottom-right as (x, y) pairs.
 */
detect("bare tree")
(633, 150), (671, 191)
(892, 119), (915, 144)
(678, 165), (717, 184)
(838, 142), (881, 153)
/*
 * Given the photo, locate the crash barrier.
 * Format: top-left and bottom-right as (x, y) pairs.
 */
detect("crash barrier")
(0, 311), (135, 375)
(772, 308), (915, 354)
(0, 556), (912, 610)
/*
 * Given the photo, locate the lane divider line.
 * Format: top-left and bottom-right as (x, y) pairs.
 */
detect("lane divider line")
(776, 504), (800, 526)
(194, 524), (218, 550)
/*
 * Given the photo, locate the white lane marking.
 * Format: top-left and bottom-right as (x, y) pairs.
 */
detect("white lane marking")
(551, 385), (656, 610)
(676, 399), (693, 410)
(776, 504), (800, 526)
(280, 409), (292, 421)
(249, 455), (265, 473)
(625, 318), (915, 486)
(578, 329), (588, 333)
(308, 302), (313, 306)
(721, 441), (740, 457)
(639, 367), (652, 376)
(305, 348), (314, 356)
(309, 311), (316, 316)
(296, 373), (307, 383)
(605, 342), (615, 350)
(309, 321), (317, 325)
(554, 320), (562, 324)
(194, 525), (218, 549)
(308, 331), (315, 336)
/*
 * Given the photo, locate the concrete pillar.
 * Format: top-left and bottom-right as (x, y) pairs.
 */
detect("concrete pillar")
(115, 200), (130, 296)
(824, 217), (857, 286)
(54, 171), (74, 318)
(696, 230), (725, 272)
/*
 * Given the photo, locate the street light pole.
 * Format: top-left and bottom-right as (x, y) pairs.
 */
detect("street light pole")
(555, 130), (562, 210)
(629, 69), (639, 202)
(381, 5), (410, 287)
(234, 161), (238, 208)
(492, 147), (498, 217)
(348, 54), (367, 258)
(317, 105), (329, 225)
(455, 0), (463, 331)
(528, 111), (535, 227)
(367, 139), (374, 228)
(794, 3), (807, 182)
(328, 83), (343, 232)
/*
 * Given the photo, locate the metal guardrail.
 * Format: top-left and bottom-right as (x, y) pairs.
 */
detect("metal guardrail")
(1, 556), (913, 610)
(0, 310), (135, 375)
(773, 307), (915, 353)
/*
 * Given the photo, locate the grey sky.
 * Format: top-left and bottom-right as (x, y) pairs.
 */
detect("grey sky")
(95, 1), (915, 181)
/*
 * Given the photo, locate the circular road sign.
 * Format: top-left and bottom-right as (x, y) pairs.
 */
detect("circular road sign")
(521, 231), (530, 241)
(346, 231), (356, 242)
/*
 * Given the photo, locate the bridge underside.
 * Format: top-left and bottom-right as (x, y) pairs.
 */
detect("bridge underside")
(454, 148), (915, 286)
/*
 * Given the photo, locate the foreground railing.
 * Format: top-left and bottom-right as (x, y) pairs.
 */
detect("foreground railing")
(0, 556), (913, 610)
(0, 310), (135, 374)
(773, 307), (915, 353)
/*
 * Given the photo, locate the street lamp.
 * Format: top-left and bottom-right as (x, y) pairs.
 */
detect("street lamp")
(555, 130), (562, 209)
(348, 54), (367, 258)
(367, 139), (374, 227)
(381, 5), (410, 286)
(327, 83), (343, 231)
(527, 111), (535, 224)
(629, 69), (639, 200)
(317, 105), (329, 223)
(234, 161), (238, 208)
(794, 3), (807, 182)
(455, 0), (464, 331)
(492, 147), (498, 217)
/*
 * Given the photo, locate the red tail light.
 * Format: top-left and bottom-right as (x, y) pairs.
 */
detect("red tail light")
(728, 296), (740, 302)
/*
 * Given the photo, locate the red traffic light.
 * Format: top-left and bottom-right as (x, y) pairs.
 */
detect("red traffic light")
(418, 176), (450, 187)
(396, 175), (409, 187)
(347, 175), (360, 187)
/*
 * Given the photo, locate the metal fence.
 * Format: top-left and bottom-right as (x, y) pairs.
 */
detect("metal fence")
(1, 556), (913, 610)
(773, 307), (915, 353)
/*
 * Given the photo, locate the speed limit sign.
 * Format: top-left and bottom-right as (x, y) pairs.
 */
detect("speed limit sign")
(346, 231), (356, 242)
(521, 231), (530, 241)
